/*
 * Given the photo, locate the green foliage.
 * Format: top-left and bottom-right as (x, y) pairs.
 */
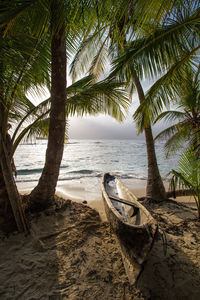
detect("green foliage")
(107, 0), (200, 131)
(0, 0), (131, 159)
(9, 75), (130, 155)
(170, 148), (200, 220)
(153, 68), (200, 157)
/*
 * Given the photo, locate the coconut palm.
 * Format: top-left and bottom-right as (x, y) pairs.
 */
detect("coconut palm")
(0, 0), (132, 231)
(70, 1), (167, 201)
(170, 148), (200, 220)
(114, 0), (200, 127)
(0, 17), (51, 231)
(109, 0), (200, 200)
(0, 0), (113, 214)
(0, 64), (129, 230)
(154, 68), (200, 157)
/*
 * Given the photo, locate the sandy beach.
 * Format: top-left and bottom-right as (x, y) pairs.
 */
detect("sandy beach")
(17, 178), (197, 221)
(0, 180), (199, 299)
(17, 179), (149, 221)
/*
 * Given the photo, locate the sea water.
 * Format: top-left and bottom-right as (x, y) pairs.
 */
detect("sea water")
(15, 139), (178, 198)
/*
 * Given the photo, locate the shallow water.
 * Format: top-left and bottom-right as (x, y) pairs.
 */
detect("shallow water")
(15, 139), (178, 184)
(15, 139), (178, 198)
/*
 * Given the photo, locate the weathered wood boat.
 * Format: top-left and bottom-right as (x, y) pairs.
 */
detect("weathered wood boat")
(102, 173), (158, 284)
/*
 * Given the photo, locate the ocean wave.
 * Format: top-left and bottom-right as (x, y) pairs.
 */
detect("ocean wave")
(16, 169), (146, 180)
(66, 169), (96, 175)
(17, 165), (68, 175)
(59, 171), (145, 181)
(16, 178), (39, 183)
(17, 168), (43, 175)
(16, 171), (147, 184)
(16, 173), (101, 183)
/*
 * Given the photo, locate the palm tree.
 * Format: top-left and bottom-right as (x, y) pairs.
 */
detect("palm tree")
(110, 0), (200, 200)
(0, 0), (131, 231)
(0, 16), (51, 231)
(0, 0), (109, 212)
(154, 68), (200, 157)
(0, 66), (129, 230)
(115, 0), (200, 126)
(70, 1), (167, 201)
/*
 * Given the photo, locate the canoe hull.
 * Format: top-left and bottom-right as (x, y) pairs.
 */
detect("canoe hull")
(102, 173), (158, 284)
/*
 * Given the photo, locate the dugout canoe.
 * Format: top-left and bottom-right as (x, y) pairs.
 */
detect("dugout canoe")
(102, 173), (158, 284)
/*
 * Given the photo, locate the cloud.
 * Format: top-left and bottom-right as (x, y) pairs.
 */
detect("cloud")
(68, 115), (145, 139)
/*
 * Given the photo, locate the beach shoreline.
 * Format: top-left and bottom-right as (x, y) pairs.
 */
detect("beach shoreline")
(17, 178), (197, 222)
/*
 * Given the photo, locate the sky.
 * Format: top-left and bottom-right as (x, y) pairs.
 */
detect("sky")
(67, 77), (167, 140)
(68, 109), (164, 140)
(29, 76), (167, 140)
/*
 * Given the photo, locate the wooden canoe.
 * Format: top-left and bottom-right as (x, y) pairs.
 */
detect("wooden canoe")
(102, 173), (158, 284)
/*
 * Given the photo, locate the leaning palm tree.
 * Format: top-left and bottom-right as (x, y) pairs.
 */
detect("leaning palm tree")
(0, 0), (108, 213)
(0, 70), (129, 230)
(0, 16), (51, 231)
(111, 0), (200, 200)
(154, 68), (200, 157)
(0, 0), (131, 231)
(70, 1), (167, 201)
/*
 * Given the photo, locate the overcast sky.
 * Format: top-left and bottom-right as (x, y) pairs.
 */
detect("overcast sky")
(68, 78), (166, 140)
(68, 111), (165, 140)
(29, 76), (168, 140)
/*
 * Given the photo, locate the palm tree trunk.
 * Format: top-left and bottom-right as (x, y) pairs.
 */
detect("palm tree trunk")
(132, 70), (166, 200)
(29, 22), (66, 209)
(0, 136), (27, 232)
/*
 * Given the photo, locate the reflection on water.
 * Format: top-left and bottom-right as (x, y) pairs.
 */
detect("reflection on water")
(15, 139), (178, 184)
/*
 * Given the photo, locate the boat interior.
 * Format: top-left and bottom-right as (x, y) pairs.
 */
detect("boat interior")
(104, 174), (147, 226)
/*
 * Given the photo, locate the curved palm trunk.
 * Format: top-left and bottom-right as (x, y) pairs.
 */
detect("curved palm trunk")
(133, 70), (166, 201)
(0, 136), (27, 232)
(29, 22), (66, 209)
(0, 82), (27, 232)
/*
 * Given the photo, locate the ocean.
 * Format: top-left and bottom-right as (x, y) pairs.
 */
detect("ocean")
(15, 139), (178, 199)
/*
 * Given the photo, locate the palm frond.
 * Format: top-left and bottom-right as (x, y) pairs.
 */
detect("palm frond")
(134, 47), (199, 129)
(164, 127), (190, 157)
(111, 3), (200, 82)
(170, 147), (200, 215)
(89, 38), (109, 81)
(66, 75), (94, 94)
(154, 110), (185, 123)
(154, 123), (180, 141)
(66, 78), (130, 122)
(69, 30), (107, 82)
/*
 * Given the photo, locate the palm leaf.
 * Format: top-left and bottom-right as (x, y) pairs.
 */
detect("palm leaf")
(66, 78), (130, 122)
(134, 48), (199, 130)
(111, 3), (200, 82)
(170, 148), (200, 217)
(164, 127), (190, 157)
(154, 110), (186, 123)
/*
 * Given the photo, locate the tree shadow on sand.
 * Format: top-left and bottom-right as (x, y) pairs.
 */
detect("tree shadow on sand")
(0, 199), (142, 299)
(136, 200), (200, 299)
